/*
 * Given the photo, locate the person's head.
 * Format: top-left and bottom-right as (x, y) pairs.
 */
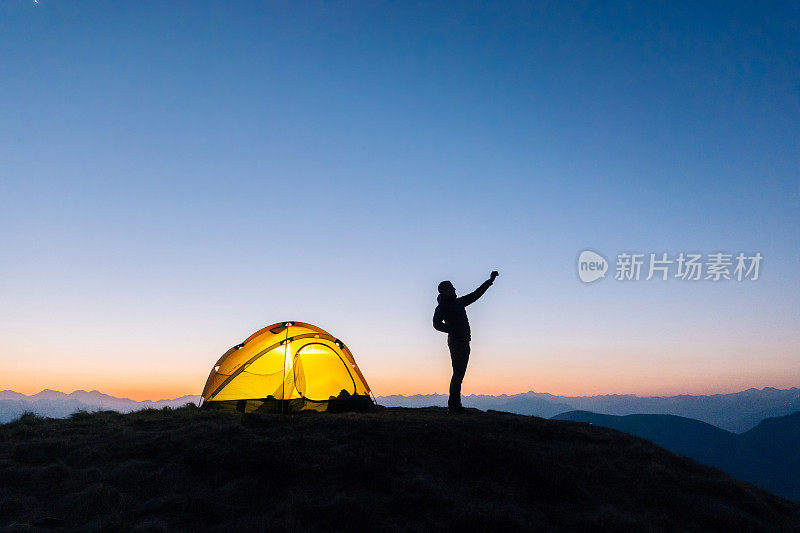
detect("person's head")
(438, 280), (456, 297)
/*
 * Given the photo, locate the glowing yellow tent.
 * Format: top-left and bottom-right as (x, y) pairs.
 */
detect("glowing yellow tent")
(201, 321), (374, 413)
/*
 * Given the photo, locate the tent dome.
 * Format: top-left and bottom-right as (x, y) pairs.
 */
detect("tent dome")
(201, 321), (373, 413)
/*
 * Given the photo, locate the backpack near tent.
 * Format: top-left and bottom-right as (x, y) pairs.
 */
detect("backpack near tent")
(201, 321), (374, 413)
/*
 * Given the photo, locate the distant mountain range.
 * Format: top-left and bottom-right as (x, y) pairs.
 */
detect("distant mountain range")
(4, 387), (798, 433)
(553, 410), (800, 501)
(378, 387), (800, 433)
(0, 390), (200, 423)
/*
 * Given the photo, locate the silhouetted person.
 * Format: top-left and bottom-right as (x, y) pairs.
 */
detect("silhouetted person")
(433, 271), (499, 413)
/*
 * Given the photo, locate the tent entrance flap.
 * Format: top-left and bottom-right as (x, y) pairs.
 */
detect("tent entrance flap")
(293, 342), (358, 401)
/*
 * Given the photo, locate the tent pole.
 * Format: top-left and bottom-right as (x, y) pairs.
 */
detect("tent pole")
(281, 324), (289, 414)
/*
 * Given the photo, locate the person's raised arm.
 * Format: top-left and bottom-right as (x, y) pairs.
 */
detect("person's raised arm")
(432, 305), (450, 333)
(458, 271), (499, 306)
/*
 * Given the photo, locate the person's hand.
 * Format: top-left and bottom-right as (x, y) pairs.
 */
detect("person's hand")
(490, 270), (499, 281)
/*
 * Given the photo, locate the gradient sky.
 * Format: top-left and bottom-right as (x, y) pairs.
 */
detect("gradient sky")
(1, 1), (798, 400)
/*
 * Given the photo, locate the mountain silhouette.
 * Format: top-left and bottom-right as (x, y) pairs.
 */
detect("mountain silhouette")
(0, 390), (199, 423)
(0, 387), (800, 433)
(553, 410), (800, 500)
(1, 406), (797, 530)
(5, 387), (799, 432)
(378, 392), (574, 418)
(738, 411), (800, 501)
(380, 387), (800, 432)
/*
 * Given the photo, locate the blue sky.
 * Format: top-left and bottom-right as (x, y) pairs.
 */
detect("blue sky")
(1, 1), (798, 398)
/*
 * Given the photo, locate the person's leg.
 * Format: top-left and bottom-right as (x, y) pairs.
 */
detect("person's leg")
(448, 341), (470, 408)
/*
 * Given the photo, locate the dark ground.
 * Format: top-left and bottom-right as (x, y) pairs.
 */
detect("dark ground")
(0, 406), (798, 532)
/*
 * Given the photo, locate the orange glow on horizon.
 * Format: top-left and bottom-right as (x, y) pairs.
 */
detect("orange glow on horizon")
(6, 344), (799, 402)
(7, 373), (800, 402)
(8, 373), (202, 402)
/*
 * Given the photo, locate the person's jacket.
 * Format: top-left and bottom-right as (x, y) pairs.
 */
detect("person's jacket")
(432, 279), (493, 342)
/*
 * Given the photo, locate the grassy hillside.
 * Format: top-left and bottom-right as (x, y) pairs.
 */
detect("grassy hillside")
(1, 406), (798, 532)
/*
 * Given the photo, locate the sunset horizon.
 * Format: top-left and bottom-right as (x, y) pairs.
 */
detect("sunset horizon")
(8, 380), (799, 404)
